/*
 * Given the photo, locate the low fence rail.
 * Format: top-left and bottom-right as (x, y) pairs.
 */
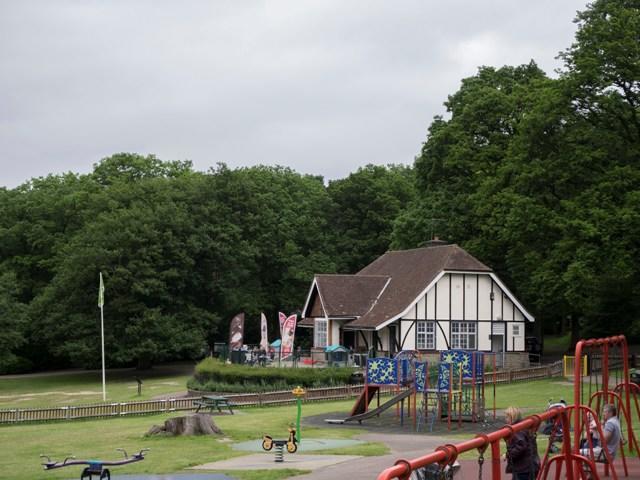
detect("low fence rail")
(0, 361), (562, 425)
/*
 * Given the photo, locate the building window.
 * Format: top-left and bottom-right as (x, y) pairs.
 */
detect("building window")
(512, 324), (520, 336)
(451, 322), (476, 349)
(416, 321), (435, 350)
(315, 319), (328, 347)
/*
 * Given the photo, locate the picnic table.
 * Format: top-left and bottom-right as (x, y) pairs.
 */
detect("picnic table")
(194, 395), (234, 415)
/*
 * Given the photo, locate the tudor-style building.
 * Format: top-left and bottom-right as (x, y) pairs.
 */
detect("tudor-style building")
(299, 242), (534, 362)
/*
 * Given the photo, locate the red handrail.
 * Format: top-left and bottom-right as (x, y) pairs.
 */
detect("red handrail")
(377, 406), (570, 480)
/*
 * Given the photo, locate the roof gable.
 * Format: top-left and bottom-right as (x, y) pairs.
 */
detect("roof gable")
(302, 274), (390, 318)
(349, 244), (492, 329)
(300, 244), (527, 330)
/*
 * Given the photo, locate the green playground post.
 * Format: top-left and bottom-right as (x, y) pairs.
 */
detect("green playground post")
(292, 386), (306, 442)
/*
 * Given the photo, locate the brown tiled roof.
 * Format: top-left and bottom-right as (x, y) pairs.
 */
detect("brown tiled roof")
(344, 244), (491, 329)
(307, 274), (390, 318)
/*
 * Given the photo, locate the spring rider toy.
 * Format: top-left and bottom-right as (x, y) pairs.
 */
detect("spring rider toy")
(262, 386), (305, 462)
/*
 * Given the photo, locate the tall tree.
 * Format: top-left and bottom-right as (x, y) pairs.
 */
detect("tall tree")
(328, 164), (415, 273)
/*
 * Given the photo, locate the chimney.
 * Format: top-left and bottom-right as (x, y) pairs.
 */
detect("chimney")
(421, 236), (449, 247)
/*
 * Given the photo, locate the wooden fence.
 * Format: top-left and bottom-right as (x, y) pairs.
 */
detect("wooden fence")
(0, 361), (562, 425)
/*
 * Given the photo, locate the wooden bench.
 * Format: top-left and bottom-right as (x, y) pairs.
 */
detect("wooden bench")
(194, 396), (234, 415)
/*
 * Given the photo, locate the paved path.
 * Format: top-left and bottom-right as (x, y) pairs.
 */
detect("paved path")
(193, 454), (362, 472)
(284, 433), (459, 480)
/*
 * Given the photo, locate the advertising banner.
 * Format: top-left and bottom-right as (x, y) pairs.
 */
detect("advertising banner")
(279, 312), (297, 358)
(228, 312), (245, 351)
(260, 312), (269, 352)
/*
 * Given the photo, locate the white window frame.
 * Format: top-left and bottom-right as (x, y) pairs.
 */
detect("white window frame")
(512, 324), (521, 336)
(451, 321), (477, 350)
(314, 319), (328, 348)
(416, 321), (435, 350)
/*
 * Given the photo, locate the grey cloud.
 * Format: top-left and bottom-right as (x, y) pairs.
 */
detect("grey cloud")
(0, 0), (588, 187)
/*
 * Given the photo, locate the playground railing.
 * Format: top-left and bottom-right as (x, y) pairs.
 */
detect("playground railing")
(377, 406), (570, 480)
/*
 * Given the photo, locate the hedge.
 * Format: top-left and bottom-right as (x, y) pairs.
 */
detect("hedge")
(188, 357), (355, 392)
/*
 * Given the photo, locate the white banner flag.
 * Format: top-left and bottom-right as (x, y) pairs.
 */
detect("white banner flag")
(260, 312), (269, 352)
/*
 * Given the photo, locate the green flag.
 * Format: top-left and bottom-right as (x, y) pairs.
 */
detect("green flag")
(98, 272), (105, 308)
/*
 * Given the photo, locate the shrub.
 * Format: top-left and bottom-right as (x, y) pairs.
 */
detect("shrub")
(189, 357), (355, 392)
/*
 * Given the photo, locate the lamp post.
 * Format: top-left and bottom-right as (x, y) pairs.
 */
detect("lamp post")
(292, 386), (306, 442)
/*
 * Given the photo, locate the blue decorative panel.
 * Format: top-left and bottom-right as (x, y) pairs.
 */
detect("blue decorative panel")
(437, 362), (460, 391)
(440, 350), (484, 379)
(415, 362), (427, 393)
(367, 358), (398, 385)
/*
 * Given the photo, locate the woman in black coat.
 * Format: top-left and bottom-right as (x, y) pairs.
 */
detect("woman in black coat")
(504, 406), (534, 480)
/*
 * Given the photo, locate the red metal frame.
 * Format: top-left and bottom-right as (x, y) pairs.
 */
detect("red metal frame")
(573, 336), (637, 461)
(377, 406), (572, 480)
(377, 334), (640, 480)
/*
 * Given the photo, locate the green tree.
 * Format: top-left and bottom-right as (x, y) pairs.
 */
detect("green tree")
(0, 270), (28, 373)
(328, 164), (415, 272)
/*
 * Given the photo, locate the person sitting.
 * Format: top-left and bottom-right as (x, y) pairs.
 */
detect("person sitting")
(580, 404), (621, 461)
(580, 412), (601, 449)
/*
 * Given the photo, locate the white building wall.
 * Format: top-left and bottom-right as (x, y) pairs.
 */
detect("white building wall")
(330, 320), (340, 346)
(416, 295), (426, 319)
(478, 322), (492, 350)
(507, 322), (525, 351)
(465, 275), (478, 320)
(503, 296), (514, 321)
(478, 275), (492, 320)
(437, 320), (450, 349)
(450, 274), (464, 319)
(401, 320), (416, 350)
(514, 308), (524, 321)
(436, 275), (450, 320)
(378, 272), (531, 353)
(426, 288), (435, 319)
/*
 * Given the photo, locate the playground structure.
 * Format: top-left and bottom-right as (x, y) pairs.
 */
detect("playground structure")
(416, 350), (496, 432)
(326, 350), (495, 431)
(41, 448), (149, 480)
(377, 334), (640, 480)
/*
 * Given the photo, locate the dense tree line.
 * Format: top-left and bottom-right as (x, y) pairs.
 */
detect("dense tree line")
(0, 158), (412, 371)
(0, 0), (638, 372)
(392, 0), (640, 344)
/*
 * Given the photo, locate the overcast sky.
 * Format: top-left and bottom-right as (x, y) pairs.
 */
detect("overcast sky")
(1, 1), (589, 188)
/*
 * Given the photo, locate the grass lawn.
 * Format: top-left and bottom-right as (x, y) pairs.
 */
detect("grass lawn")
(0, 399), (387, 480)
(485, 377), (574, 413)
(2, 371), (637, 478)
(0, 363), (195, 409)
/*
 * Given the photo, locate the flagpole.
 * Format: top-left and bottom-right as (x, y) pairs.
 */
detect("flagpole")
(99, 272), (106, 402)
(100, 302), (106, 402)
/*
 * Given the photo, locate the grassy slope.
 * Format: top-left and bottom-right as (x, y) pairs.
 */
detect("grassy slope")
(0, 366), (194, 409)
(0, 399), (385, 480)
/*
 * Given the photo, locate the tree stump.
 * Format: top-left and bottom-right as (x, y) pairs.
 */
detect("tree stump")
(147, 413), (223, 436)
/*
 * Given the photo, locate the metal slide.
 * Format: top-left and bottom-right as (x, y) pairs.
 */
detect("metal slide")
(326, 388), (413, 424)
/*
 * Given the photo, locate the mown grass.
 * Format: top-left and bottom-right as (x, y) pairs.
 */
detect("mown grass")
(485, 377), (574, 413)
(0, 399), (385, 480)
(0, 364), (194, 408)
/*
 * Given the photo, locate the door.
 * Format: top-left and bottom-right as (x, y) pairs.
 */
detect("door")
(342, 330), (355, 350)
(492, 322), (506, 368)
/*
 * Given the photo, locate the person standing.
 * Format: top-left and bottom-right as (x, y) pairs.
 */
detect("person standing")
(504, 406), (533, 480)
